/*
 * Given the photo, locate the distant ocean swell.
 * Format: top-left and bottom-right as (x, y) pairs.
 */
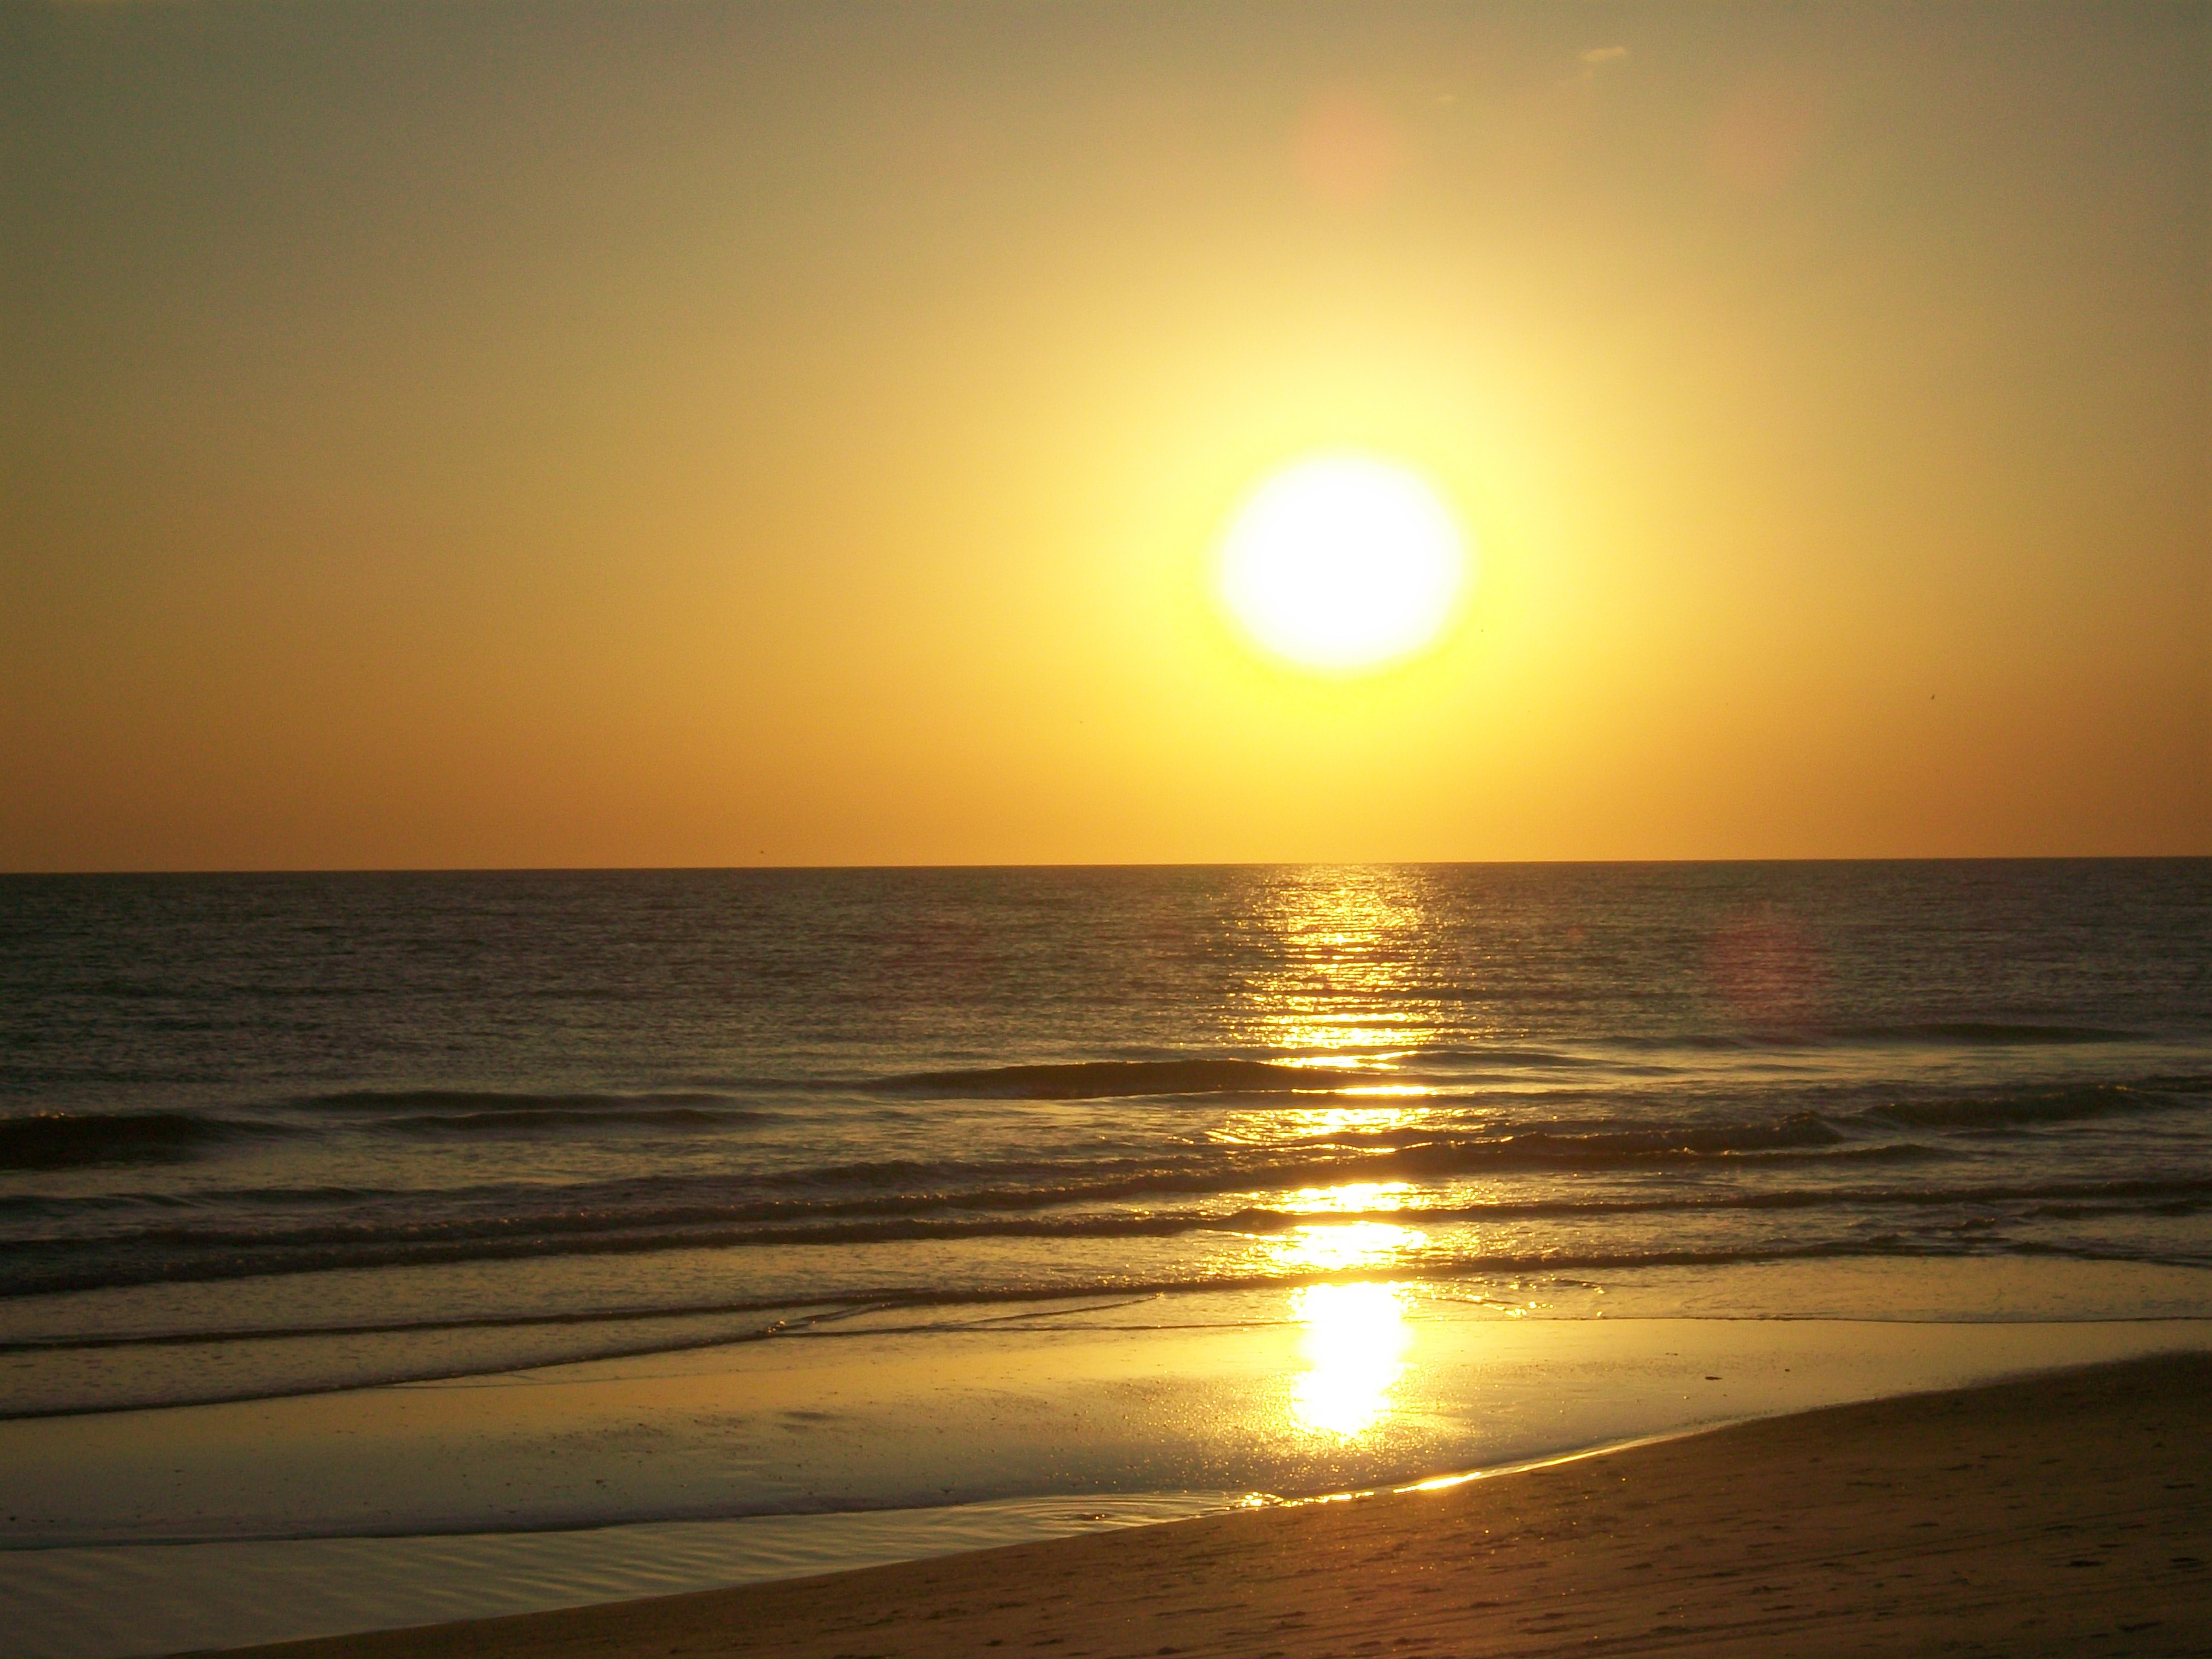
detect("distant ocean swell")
(876, 1031), (2146, 1095)
(0, 1021), (2154, 1119)
(4, 1069), (2203, 1172)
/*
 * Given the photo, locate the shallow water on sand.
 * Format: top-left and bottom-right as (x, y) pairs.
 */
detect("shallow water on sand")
(0, 1495), (1245, 1659)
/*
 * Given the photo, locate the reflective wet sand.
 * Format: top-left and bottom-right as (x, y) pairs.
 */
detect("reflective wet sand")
(5, 1285), (2211, 1655)
(213, 1351), (2212, 1659)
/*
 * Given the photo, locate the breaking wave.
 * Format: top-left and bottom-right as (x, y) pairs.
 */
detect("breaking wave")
(0, 1112), (285, 1171)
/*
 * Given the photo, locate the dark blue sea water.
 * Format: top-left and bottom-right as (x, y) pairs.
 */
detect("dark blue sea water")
(2, 861), (2207, 1416)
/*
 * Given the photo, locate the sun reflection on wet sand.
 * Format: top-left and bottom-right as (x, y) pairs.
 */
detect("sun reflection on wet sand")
(1288, 1281), (1412, 1438)
(1268, 1215), (1425, 1440)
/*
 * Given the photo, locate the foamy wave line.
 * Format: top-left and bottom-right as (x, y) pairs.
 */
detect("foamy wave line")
(7, 1173), (2208, 1300)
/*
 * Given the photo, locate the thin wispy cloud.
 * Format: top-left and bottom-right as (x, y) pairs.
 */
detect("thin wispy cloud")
(1567, 44), (1631, 86)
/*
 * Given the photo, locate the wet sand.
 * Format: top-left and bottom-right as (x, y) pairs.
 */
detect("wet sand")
(223, 1350), (2212, 1658)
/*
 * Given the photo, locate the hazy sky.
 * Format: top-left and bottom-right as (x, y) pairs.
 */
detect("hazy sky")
(5, 1), (2206, 869)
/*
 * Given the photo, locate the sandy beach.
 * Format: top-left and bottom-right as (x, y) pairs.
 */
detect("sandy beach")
(217, 1350), (2212, 1658)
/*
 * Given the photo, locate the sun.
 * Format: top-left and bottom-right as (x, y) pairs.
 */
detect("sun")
(1216, 455), (1468, 672)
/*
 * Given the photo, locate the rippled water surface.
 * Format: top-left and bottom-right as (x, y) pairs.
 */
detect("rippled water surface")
(3, 861), (2207, 1414)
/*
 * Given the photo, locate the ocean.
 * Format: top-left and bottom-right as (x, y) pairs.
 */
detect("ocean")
(4, 860), (2207, 1422)
(6, 859), (2212, 1655)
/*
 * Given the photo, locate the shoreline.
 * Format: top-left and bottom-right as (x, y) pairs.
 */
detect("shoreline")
(214, 1350), (2212, 1658)
(15, 1273), (2208, 1551)
(8, 1305), (2212, 1657)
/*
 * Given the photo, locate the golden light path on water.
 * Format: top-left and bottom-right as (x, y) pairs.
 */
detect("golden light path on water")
(1229, 872), (1427, 1049)
(1220, 869), (1461, 1441)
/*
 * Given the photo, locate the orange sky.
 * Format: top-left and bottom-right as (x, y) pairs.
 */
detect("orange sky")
(4, 1), (2206, 869)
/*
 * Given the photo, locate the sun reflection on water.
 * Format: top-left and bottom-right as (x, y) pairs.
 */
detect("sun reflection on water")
(1288, 1280), (1411, 1438)
(1286, 1180), (1410, 1215)
(1231, 869), (1444, 1058)
(1219, 870), (1457, 1161)
(1235, 872), (1451, 1441)
(1217, 1102), (1419, 1146)
(1277, 1219), (1424, 1271)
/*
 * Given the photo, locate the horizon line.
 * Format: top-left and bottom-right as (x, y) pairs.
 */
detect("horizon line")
(4, 853), (2208, 878)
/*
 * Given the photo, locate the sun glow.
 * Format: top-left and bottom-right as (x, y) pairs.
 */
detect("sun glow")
(1216, 455), (1468, 672)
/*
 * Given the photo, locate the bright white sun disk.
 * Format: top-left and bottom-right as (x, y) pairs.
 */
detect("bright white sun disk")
(1218, 456), (1467, 671)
